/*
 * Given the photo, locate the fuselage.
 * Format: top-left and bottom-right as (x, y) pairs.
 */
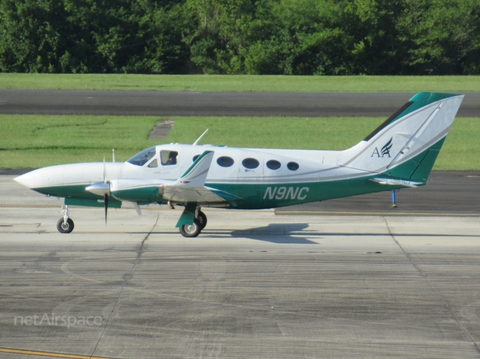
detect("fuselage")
(15, 143), (386, 210)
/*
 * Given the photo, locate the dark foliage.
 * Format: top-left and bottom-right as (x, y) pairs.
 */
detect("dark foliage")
(0, 0), (478, 74)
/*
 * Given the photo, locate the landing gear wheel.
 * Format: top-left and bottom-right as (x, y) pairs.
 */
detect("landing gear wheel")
(57, 218), (74, 234)
(197, 210), (207, 230)
(179, 218), (202, 238)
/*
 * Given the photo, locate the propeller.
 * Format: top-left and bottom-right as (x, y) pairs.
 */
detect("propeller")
(85, 159), (111, 225)
(103, 157), (109, 225)
(104, 193), (109, 224)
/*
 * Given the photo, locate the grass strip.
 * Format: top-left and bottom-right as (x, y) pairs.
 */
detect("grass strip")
(0, 115), (477, 170)
(0, 74), (479, 92)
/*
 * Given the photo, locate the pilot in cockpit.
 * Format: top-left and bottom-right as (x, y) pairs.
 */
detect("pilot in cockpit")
(165, 151), (178, 165)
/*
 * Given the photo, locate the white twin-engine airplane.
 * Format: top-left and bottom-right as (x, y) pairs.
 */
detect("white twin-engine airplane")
(15, 92), (464, 237)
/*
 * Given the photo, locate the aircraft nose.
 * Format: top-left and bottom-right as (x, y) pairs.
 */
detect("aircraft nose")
(14, 166), (64, 190)
(14, 170), (38, 189)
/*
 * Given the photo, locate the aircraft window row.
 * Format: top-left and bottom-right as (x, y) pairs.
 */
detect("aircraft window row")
(129, 149), (300, 171)
(212, 156), (299, 171)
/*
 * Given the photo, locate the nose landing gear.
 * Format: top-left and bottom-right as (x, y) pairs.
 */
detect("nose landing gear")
(57, 205), (75, 233)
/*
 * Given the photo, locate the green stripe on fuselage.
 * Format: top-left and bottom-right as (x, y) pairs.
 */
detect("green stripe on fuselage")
(111, 187), (162, 203)
(208, 175), (394, 209)
(32, 183), (163, 203)
(32, 184), (98, 199)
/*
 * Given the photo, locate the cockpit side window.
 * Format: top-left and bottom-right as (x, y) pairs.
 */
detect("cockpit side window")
(127, 147), (157, 166)
(161, 150), (178, 166)
(148, 159), (158, 168)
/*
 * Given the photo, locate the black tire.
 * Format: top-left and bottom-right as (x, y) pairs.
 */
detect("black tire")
(56, 218), (74, 234)
(197, 210), (207, 230)
(179, 218), (201, 238)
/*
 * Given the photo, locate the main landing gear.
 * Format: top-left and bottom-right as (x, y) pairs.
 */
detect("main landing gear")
(57, 205), (74, 234)
(54, 204), (208, 237)
(178, 209), (207, 238)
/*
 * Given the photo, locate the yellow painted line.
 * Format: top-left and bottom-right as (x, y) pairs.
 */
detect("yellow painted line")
(0, 346), (115, 359)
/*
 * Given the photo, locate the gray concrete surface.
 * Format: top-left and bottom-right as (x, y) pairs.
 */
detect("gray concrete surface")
(1, 177), (480, 358)
(0, 90), (479, 117)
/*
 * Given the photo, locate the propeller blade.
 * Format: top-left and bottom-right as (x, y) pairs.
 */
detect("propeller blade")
(104, 193), (109, 225)
(102, 158), (109, 225)
(103, 157), (107, 183)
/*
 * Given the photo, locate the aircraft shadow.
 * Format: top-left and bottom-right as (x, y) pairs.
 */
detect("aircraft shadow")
(206, 223), (319, 244)
(201, 223), (479, 244)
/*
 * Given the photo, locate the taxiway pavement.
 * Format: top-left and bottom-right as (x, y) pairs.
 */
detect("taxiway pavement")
(0, 89), (479, 117)
(1, 176), (480, 358)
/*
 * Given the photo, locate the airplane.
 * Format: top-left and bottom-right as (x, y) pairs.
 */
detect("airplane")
(14, 92), (464, 237)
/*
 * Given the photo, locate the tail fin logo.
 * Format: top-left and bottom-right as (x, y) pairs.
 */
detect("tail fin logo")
(371, 137), (393, 158)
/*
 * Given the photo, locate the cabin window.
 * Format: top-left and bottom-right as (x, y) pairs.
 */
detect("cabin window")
(127, 147), (156, 166)
(192, 154), (200, 162)
(161, 151), (178, 166)
(217, 156), (234, 167)
(148, 159), (158, 168)
(242, 158), (259, 169)
(266, 160), (281, 170)
(287, 162), (299, 171)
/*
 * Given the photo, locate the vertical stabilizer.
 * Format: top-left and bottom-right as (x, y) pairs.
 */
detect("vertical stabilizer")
(338, 92), (464, 183)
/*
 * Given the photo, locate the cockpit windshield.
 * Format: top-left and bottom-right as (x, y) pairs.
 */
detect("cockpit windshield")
(127, 147), (156, 166)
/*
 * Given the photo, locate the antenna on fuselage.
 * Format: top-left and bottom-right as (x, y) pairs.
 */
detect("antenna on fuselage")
(193, 129), (209, 146)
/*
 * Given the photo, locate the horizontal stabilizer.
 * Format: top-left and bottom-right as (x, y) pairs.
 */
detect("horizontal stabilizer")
(370, 178), (423, 188)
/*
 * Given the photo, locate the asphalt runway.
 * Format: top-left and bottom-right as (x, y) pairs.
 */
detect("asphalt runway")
(0, 89), (479, 117)
(1, 193), (480, 359)
(1, 176), (480, 358)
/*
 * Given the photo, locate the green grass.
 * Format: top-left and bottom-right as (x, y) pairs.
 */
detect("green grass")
(0, 74), (479, 92)
(0, 115), (156, 168)
(1, 115), (478, 170)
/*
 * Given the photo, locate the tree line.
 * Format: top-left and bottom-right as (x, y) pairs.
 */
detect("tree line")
(0, 0), (479, 75)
